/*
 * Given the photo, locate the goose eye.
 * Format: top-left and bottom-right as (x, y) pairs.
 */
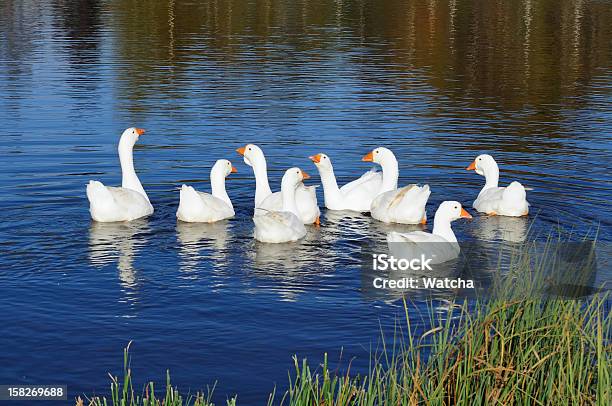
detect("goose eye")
(323, 156), (326, 159)
(454, 206), (458, 209)
(375, 150), (379, 154)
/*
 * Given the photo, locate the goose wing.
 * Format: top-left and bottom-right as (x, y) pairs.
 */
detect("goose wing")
(340, 169), (382, 196)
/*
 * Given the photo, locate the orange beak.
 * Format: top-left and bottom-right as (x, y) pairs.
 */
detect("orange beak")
(136, 128), (145, 136)
(362, 151), (374, 162)
(466, 161), (476, 171)
(460, 208), (472, 219)
(236, 146), (246, 156)
(231, 166), (237, 173)
(309, 154), (321, 164)
(300, 170), (310, 180)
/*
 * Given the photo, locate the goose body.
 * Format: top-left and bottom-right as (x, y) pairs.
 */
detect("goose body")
(387, 201), (472, 264)
(467, 154), (529, 217)
(176, 159), (237, 223)
(237, 144), (320, 224)
(253, 168), (308, 243)
(258, 185), (320, 224)
(363, 147), (430, 224)
(86, 128), (153, 222)
(309, 153), (382, 212)
(371, 185), (431, 224)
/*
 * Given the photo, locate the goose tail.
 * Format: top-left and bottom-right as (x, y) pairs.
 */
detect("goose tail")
(503, 181), (527, 203)
(86, 180), (113, 207)
(418, 184), (431, 204)
(177, 185), (201, 220)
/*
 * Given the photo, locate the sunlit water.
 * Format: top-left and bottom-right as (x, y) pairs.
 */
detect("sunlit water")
(0, 0), (610, 403)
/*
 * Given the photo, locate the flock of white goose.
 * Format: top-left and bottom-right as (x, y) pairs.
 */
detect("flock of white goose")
(86, 128), (530, 262)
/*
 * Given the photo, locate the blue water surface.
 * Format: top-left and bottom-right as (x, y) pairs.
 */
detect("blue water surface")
(0, 0), (610, 403)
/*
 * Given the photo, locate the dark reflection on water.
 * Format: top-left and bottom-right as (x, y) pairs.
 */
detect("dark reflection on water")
(0, 0), (610, 403)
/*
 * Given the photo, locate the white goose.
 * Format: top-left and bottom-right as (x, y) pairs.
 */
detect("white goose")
(176, 159), (237, 223)
(309, 153), (382, 212)
(466, 154), (529, 217)
(237, 144), (320, 225)
(253, 168), (308, 243)
(364, 147), (430, 224)
(387, 201), (472, 264)
(86, 127), (153, 222)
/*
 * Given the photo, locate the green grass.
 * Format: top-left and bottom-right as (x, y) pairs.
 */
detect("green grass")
(77, 342), (237, 406)
(274, 294), (609, 405)
(80, 237), (610, 405)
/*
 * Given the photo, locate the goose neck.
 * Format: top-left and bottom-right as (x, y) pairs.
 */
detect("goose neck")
(119, 142), (149, 202)
(318, 165), (342, 205)
(252, 158), (272, 206)
(482, 163), (499, 190)
(380, 159), (399, 193)
(211, 169), (232, 209)
(281, 181), (299, 216)
(432, 215), (457, 243)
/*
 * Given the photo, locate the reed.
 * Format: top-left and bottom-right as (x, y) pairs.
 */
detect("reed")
(271, 236), (610, 405)
(272, 293), (609, 405)
(79, 341), (237, 406)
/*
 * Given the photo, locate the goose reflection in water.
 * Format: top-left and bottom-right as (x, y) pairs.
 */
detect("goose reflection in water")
(367, 214), (425, 256)
(88, 219), (149, 290)
(455, 215), (530, 284)
(249, 226), (336, 301)
(323, 210), (372, 233)
(176, 220), (232, 275)
(472, 215), (529, 243)
(321, 210), (373, 261)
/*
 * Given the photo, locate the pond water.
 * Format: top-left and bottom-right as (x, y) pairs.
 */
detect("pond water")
(0, 0), (610, 403)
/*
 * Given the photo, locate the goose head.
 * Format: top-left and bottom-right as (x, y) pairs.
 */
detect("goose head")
(236, 143), (265, 168)
(119, 127), (146, 149)
(362, 147), (396, 166)
(466, 154), (497, 177)
(212, 159), (238, 178)
(435, 201), (472, 223)
(282, 167), (310, 190)
(309, 153), (332, 171)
